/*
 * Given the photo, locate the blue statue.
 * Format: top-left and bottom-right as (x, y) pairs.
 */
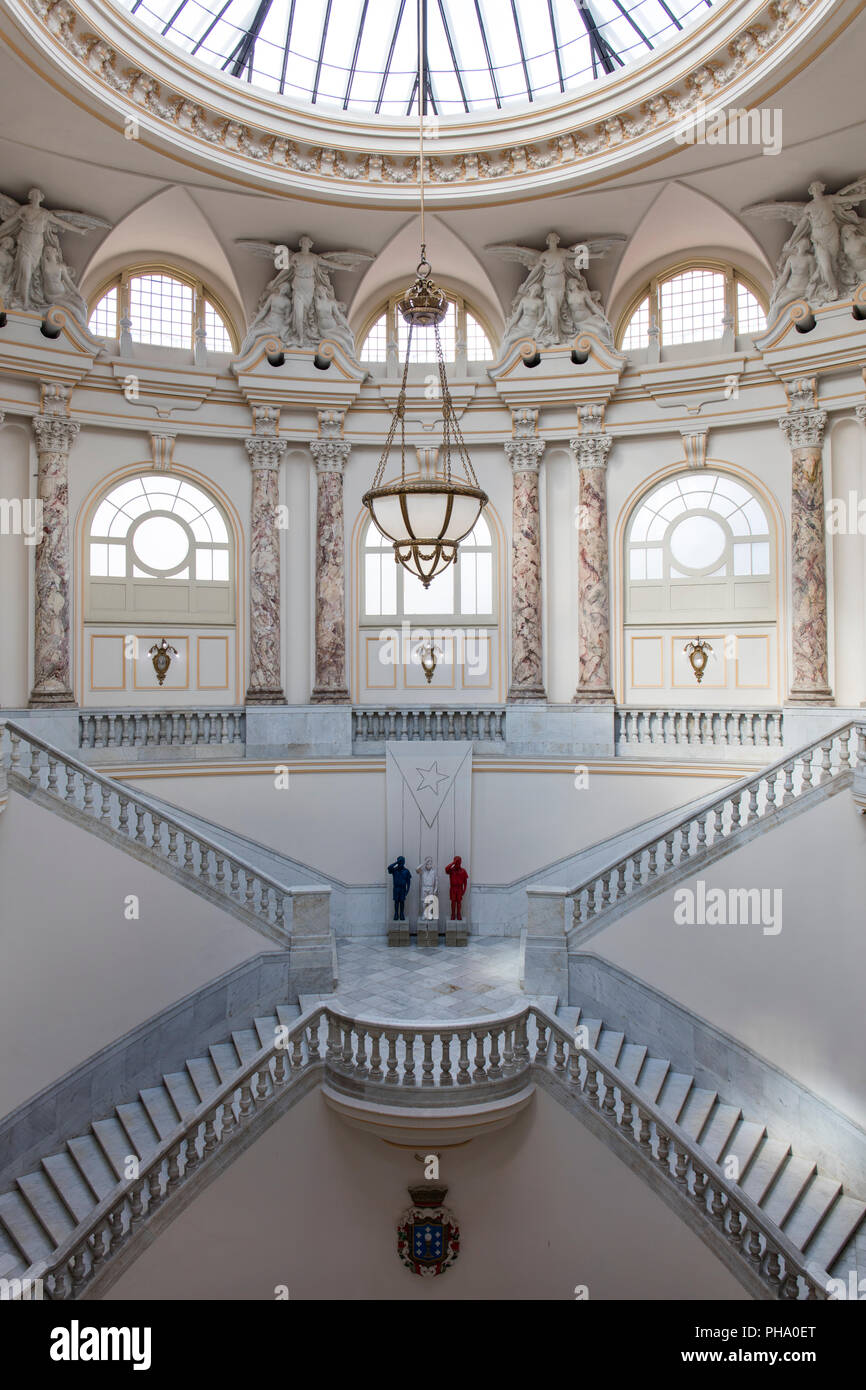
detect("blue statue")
(387, 856), (412, 921)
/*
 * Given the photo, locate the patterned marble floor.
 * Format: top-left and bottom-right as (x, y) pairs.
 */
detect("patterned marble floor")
(331, 938), (526, 1021)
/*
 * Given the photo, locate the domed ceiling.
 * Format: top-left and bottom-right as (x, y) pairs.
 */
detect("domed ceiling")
(117, 0), (715, 115)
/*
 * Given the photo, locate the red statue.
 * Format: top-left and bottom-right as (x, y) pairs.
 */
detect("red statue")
(445, 856), (468, 921)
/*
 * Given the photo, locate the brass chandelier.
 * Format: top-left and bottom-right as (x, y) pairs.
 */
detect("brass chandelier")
(362, 0), (487, 588)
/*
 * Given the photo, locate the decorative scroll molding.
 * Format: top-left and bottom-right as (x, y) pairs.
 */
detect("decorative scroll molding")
(10, 0), (831, 202)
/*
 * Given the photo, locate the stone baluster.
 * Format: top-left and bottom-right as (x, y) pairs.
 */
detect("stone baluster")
(29, 396), (80, 707)
(505, 408), (546, 701)
(310, 410), (351, 703)
(245, 408), (287, 704)
(571, 417), (615, 704)
(778, 383), (833, 704)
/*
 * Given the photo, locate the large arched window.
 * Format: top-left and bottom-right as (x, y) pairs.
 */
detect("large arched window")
(363, 512), (494, 621)
(623, 470), (778, 703)
(87, 473), (234, 623)
(88, 267), (237, 352)
(619, 264), (767, 349)
(360, 293), (495, 363)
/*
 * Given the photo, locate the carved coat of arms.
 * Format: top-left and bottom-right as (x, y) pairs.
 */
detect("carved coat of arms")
(396, 1184), (460, 1277)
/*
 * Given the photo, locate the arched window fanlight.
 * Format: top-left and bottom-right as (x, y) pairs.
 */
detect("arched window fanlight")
(89, 474), (231, 581)
(360, 293), (494, 363)
(619, 265), (767, 349)
(87, 267), (238, 353)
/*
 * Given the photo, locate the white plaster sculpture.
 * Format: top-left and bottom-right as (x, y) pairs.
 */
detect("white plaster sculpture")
(488, 231), (624, 353)
(744, 176), (866, 318)
(417, 857), (438, 914)
(0, 187), (109, 321)
(422, 892), (439, 922)
(237, 234), (372, 356)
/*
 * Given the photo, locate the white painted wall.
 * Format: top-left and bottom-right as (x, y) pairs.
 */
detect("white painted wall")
(106, 1085), (746, 1301)
(589, 790), (866, 1127)
(0, 791), (267, 1116)
(127, 765), (733, 885)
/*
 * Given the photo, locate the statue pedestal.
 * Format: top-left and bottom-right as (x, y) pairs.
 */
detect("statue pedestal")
(387, 917), (410, 947)
(445, 914), (469, 947)
(416, 918), (441, 948)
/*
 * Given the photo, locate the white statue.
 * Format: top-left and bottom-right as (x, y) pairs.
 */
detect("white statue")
(0, 187), (109, 320)
(488, 231), (624, 353)
(422, 892), (439, 922)
(744, 176), (866, 314)
(417, 857), (437, 901)
(237, 233), (372, 356)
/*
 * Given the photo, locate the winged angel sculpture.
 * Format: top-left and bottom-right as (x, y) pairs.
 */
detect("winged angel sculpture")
(238, 235), (373, 358)
(488, 231), (625, 354)
(0, 187), (109, 323)
(744, 177), (866, 322)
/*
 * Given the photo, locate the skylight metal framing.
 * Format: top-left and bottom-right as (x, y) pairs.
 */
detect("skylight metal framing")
(120, 0), (717, 116)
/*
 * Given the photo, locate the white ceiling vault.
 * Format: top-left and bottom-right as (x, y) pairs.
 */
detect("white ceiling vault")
(0, 0), (864, 336)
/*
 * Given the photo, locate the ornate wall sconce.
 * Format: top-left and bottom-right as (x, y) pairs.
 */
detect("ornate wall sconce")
(417, 640), (440, 685)
(147, 638), (178, 687)
(684, 637), (713, 685)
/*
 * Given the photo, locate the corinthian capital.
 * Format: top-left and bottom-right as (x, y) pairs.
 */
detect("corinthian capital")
(32, 415), (80, 456)
(245, 436), (287, 471)
(310, 438), (351, 473)
(505, 437), (545, 473)
(778, 409), (827, 452)
(570, 433), (612, 470)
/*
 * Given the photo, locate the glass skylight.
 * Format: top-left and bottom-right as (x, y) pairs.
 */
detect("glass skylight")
(118, 0), (714, 117)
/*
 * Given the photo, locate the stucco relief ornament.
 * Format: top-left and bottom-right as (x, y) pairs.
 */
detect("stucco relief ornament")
(0, 187), (110, 323)
(489, 231), (624, 356)
(744, 176), (866, 321)
(237, 234), (372, 357)
(397, 1184), (460, 1277)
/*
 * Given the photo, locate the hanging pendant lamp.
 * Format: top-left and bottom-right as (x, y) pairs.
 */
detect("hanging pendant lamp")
(362, 0), (487, 589)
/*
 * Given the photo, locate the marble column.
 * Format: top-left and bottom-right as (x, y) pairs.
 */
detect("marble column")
(779, 404), (833, 704)
(245, 431), (287, 705)
(505, 415), (546, 702)
(310, 423), (351, 704)
(572, 432), (615, 705)
(29, 412), (79, 707)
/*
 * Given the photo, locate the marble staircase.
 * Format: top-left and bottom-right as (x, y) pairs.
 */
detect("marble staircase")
(552, 1003), (866, 1287)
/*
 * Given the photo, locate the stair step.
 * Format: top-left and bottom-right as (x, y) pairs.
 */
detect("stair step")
(555, 1007), (581, 1034)
(297, 994), (324, 1013)
(185, 1057), (221, 1104)
(635, 1056), (670, 1104)
(698, 1105), (743, 1164)
(42, 1153), (98, 1224)
(116, 1102), (161, 1159)
(162, 1072), (203, 1121)
(535, 995), (559, 1016)
(0, 1233), (26, 1282)
(91, 1117), (139, 1181)
(741, 1139), (793, 1205)
(231, 1029), (264, 1065)
(275, 1003), (301, 1025)
(614, 1043), (647, 1085)
(783, 1175), (842, 1251)
(595, 1030), (625, 1067)
(580, 1018), (604, 1050)
(16, 1172), (76, 1249)
(0, 1191), (54, 1265)
(139, 1087), (182, 1141)
(656, 1072), (694, 1123)
(761, 1156), (817, 1228)
(721, 1120), (767, 1183)
(804, 1195), (866, 1275)
(209, 1043), (244, 1085)
(254, 1014), (282, 1050)
(678, 1088), (719, 1141)
(66, 1135), (118, 1202)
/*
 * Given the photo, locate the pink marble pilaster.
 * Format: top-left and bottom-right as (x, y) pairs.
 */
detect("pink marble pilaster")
(779, 407), (833, 704)
(245, 434), (287, 704)
(309, 436), (351, 703)
(572, 433), (615, 705)
(505, 430), (546, 702)
(29, 414), (79, 707)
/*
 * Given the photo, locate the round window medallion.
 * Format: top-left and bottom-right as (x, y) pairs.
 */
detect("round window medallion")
(669, 514), (726, 572)
(132, 514), (190, 573)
